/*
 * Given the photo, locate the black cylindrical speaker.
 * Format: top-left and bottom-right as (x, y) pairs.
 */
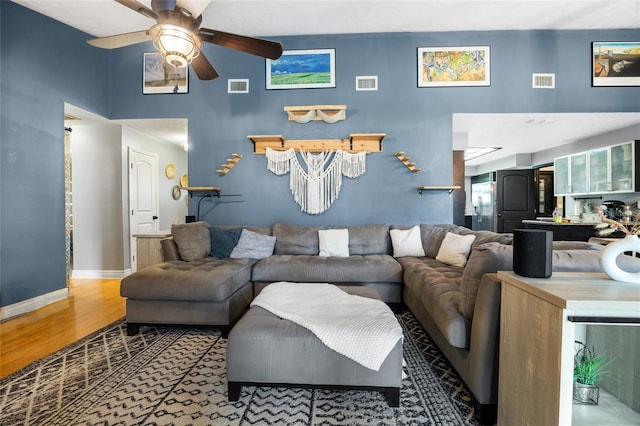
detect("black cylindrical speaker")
(513, 229), (553, 278)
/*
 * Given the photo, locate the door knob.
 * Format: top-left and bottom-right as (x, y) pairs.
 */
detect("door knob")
(152, 216), (158, 220)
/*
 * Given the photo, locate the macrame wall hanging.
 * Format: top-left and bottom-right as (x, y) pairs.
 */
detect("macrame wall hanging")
(266, 147), (366, 214)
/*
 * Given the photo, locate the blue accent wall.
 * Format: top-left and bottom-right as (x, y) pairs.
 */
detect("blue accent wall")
(1, 1), (639, 306)
(109, 29), (640, 227)
(1, 2), (110, 306)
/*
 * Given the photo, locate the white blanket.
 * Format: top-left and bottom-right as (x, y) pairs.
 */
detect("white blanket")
(250, 282), (403, 371)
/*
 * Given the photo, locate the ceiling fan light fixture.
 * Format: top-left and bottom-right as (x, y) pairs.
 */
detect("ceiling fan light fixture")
(150, 23), (201, 68)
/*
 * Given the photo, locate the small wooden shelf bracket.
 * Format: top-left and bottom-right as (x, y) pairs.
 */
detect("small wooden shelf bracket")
(284, 105), (346, 124)
(247, 133), (385, 154)
(417, 185), (461, 197)
(395, 152), (422, 172)
(216, 153), (242, 175)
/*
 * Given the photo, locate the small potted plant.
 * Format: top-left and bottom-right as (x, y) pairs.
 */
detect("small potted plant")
(573, 340), (614, 405)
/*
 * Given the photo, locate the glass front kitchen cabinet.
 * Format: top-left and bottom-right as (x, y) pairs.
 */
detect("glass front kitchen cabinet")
(554, 156), (570, 195)
(569, 152), (588, 195)
(589, 148), (609, 193)
(610, 141), (636, 192)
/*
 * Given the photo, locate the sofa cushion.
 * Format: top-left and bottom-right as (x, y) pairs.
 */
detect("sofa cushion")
(209, 227), (243, 258)
(460, 243), (514, 320)
(436, 232), (476, 267)
(390, 226), (425, 257)
(171, 222), (211, 261)
(398, 257), (468, 348)
(230, 229), (276, 259)
(273, 223), (319, 255)
(318, 229), (350, 257)
(120, 258), (256, 302)
(413, 224), (461, 258)
(460, 228), (514, 246)
(347, 224), (391, 255)
(252, 254), (403, 283)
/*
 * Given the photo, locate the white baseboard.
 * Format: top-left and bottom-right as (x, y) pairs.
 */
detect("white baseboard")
(71, 269), (131, 279)
(1, 288), (69, 321)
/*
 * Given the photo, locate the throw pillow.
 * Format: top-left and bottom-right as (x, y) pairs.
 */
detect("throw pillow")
(318, 229), (350, 257)
(390, 225), (425, 257)
(209, 227), (243, 258)
(171, 221), (211, 261)
(436, 232), (476, 267)
(230, 229), (276, 259)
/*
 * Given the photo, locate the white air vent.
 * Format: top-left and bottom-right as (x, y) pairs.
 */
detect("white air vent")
(356, 76), (378, 91)
(228, 79), (249, 93)
(532, 73), (555, 89)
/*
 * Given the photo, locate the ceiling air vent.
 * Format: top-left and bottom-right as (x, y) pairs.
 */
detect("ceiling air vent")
(532, 73), (555, 89)
(228, 79), (249, 93)
(356, 76), (378, 91)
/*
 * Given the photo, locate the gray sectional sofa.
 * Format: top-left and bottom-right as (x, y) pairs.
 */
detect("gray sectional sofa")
(120, 220), (607, 425)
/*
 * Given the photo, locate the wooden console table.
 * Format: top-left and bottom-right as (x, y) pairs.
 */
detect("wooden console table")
(497, 271), (640, 425)
(134, 231), (171, 271)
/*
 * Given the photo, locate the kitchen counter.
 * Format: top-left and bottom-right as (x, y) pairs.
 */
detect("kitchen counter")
(521, 220), (600, 226)
(520, 220), (599, 241)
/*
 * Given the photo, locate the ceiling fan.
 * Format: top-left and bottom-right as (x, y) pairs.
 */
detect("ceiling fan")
(87, 0), (283, 80)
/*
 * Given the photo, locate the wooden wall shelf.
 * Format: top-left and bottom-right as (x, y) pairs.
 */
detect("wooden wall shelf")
(417, 185), (461, 195)
(284, 105), (346, 123)
(247, 133), (386, 154)
(181, 186), (221, 197)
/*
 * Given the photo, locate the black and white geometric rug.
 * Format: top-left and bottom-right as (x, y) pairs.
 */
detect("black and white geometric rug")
(0, 311), (479, 425)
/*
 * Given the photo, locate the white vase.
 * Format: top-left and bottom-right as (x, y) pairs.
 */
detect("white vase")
(599, 234), (640, 284)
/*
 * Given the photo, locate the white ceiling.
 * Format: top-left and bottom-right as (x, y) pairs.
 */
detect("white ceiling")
(12, 0), (640, 38)
(25, 1), (640, 164)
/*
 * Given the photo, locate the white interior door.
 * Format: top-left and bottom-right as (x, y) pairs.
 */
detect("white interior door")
(129, 148), (159, 272)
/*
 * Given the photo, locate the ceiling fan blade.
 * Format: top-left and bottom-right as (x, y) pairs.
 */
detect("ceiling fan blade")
(177, 0), (211, 18)
(151, 0), (177, 12)
(115, 0), (158, 20)
(191, 53), (219, 80)
(87, 30), (151, 49)
(199, 28), (283, 60)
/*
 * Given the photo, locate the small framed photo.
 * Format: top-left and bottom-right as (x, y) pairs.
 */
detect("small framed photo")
(593, 42), (640, 86)
(418, 46), (490, 87)
(143, 52), (188, 94)
(266, 49), (336, 90)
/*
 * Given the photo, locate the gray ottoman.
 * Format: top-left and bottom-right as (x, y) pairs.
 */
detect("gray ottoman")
(226, 285), (403, 406)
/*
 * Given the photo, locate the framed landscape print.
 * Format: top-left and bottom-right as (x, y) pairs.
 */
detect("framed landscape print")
(418, 46), (490, 87)
(266, 49), (336, 89)
(143, 53), (188, 94)
(593, 42), (640, 86)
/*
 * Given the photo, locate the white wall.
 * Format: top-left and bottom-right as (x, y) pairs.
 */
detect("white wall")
(71, 122), (125, 275)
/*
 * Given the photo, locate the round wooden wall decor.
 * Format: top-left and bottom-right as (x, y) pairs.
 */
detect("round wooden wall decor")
(165, 163), (176, 179)
(171, 185), (181, 200)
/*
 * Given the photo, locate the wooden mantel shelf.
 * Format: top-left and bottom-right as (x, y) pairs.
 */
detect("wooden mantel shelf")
(417, 185), (461, 195)
(247, 133), (386, 154)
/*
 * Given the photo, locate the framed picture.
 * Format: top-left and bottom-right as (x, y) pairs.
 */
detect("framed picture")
(418, 46), (490, 87)
(592, 42), (640, 86)
(266, 49), (336, 89)
(143, 52), (188, 94)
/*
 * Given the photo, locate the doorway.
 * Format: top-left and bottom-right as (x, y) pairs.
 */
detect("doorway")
(64, 103), (187, 278)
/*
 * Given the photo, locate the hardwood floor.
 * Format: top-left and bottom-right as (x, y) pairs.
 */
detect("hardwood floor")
(0, 278), (125, 378)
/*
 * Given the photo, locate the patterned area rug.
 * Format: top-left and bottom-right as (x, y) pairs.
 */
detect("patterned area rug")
(0, 311), (478, 425)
